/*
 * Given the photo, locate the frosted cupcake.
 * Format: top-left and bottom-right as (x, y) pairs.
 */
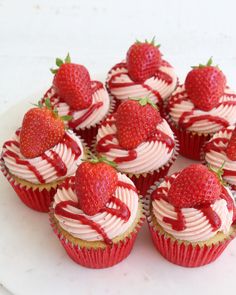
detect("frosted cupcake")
(106, 38), (177, 113)
(44, 54), (114, 146)
(204, 126), (236, 189)
(50, 158), (144, 268)
(166, 58), (236, 160)
(1, 103), (84, 212)
(95, 98), (178, 196)
(147, 164), (236, 267)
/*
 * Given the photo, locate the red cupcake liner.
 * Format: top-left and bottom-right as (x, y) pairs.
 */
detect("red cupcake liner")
(49, 208), (145, 269)
(75, 125), (99, 148)
(129, 140), (179, 197)
(166, 117), (212, 161)
(148, 221), (236, 267)
(145, 183), (236, 267)
(1, 160), (59, 213)
(130, 164), (170, 197)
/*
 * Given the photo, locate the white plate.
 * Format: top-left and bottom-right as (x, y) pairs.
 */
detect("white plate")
(0, 95), (236, 295)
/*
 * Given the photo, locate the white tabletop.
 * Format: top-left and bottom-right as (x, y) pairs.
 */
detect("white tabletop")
(1, 0), (236, 294)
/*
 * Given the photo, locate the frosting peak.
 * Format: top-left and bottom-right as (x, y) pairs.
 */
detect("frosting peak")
(107, 60), (177, 104)
(168, 85), (236, 134)
(151, 174), (235, 242)
(53, 173), (139, 243)
(2, 129), (84, 184)
(96, 115), (176, 175)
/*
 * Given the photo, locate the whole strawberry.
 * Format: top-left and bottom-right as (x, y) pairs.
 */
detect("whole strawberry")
(116, 98), (162, 150)
(75, 156), (118, 216)
(168, 164), (222, 208)
(51, 54), (92, 110)
(185, 57), (226, 111)
(126, 38), (162, 82)
(226, 127), (236, 160)
(20, 100), (68, 158)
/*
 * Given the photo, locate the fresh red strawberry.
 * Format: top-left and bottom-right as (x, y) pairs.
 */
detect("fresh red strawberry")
(116, 98), (162, 150)
(75, 157), (118, 216)
(185, 57), (226, 111)
(126, 38), (162, 82)
(168, 164), (222, 208)
(51, 54), (92, 110)
(226, 127), (236, 160)
(20, 100), (67, 158)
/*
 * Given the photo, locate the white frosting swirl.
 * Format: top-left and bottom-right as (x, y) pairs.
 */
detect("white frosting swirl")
(44, 81), (110, 129)
(96, 115), (176, 175)
(204, 126), (236, 186)
(168, 85), (236, 134)
(106, 60), (177, 104)
(152, 174), (235, 242)
(2, 130), (84, 184)
(53, 173), (139, 241)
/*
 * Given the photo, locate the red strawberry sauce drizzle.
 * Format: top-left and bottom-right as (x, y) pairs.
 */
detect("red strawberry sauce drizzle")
(204, 137), (229, 154)
(96, 120), (174, 164)
(68, 102), (103, 129)
(55, 200), (112, 245)
(54, 181), (135, 245)
(151, 177), (236, 232)
(41, 151), (67, 177)
(44, 81), (104, 129)
(108, 61), (174, 103)
(168, 89), (236, 129)
(2, 131), (81, 184)
(3, 149), (45, 183)
(204, 132), (236, 178)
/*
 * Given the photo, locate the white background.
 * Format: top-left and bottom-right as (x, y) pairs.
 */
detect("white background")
(1, 0), (236, 294)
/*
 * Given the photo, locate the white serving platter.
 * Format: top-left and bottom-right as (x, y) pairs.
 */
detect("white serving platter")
(0, 94), (235, 295)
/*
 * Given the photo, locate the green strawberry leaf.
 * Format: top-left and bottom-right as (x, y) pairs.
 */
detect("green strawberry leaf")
(208, 162), (227, 186)
(56, 58), (63, 67)
(44, 98), (52, 110)
(85, 151), (117, 168)
(61, 115), (73, 121)
(131, 97), (157, 109)
(64, 53), (71, 64)
(50, 68), (58, 74)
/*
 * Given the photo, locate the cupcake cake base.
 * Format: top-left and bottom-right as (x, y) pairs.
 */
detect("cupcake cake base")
(147, 212), (236, 267)
(1, 160), (63, 213)
(50, 202), (144, 269)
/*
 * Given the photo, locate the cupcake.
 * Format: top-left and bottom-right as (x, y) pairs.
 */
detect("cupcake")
(95, 98), (178, 196)
(50, 157), (144, 268)
(166, 58), (236, 160)
(106, 38), (178, 113)
(1, 103), (84, 212)
(44, 54), (114, 147)
(203, 125), (236, 190)
(147, 164), (236, 267)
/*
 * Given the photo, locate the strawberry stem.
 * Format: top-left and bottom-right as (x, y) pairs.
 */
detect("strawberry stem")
(85, 151), (117, 168)
(131, 97), (157, 109)
(135, 37), (160, 48)
(208, 162), (227, 186)
(191, 56), (215, 69)
(50, 53), (71, 74)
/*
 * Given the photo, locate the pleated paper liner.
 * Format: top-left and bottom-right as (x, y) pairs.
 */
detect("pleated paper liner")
(163, 101), (214, 161)
(200, 143), (236, 193)
(1, 134), (88, 213)
(145, 182), (236, 267)
(148, 218), (236, 267)
(49, 200), (145, 269)
(1, 160), (62, 212)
